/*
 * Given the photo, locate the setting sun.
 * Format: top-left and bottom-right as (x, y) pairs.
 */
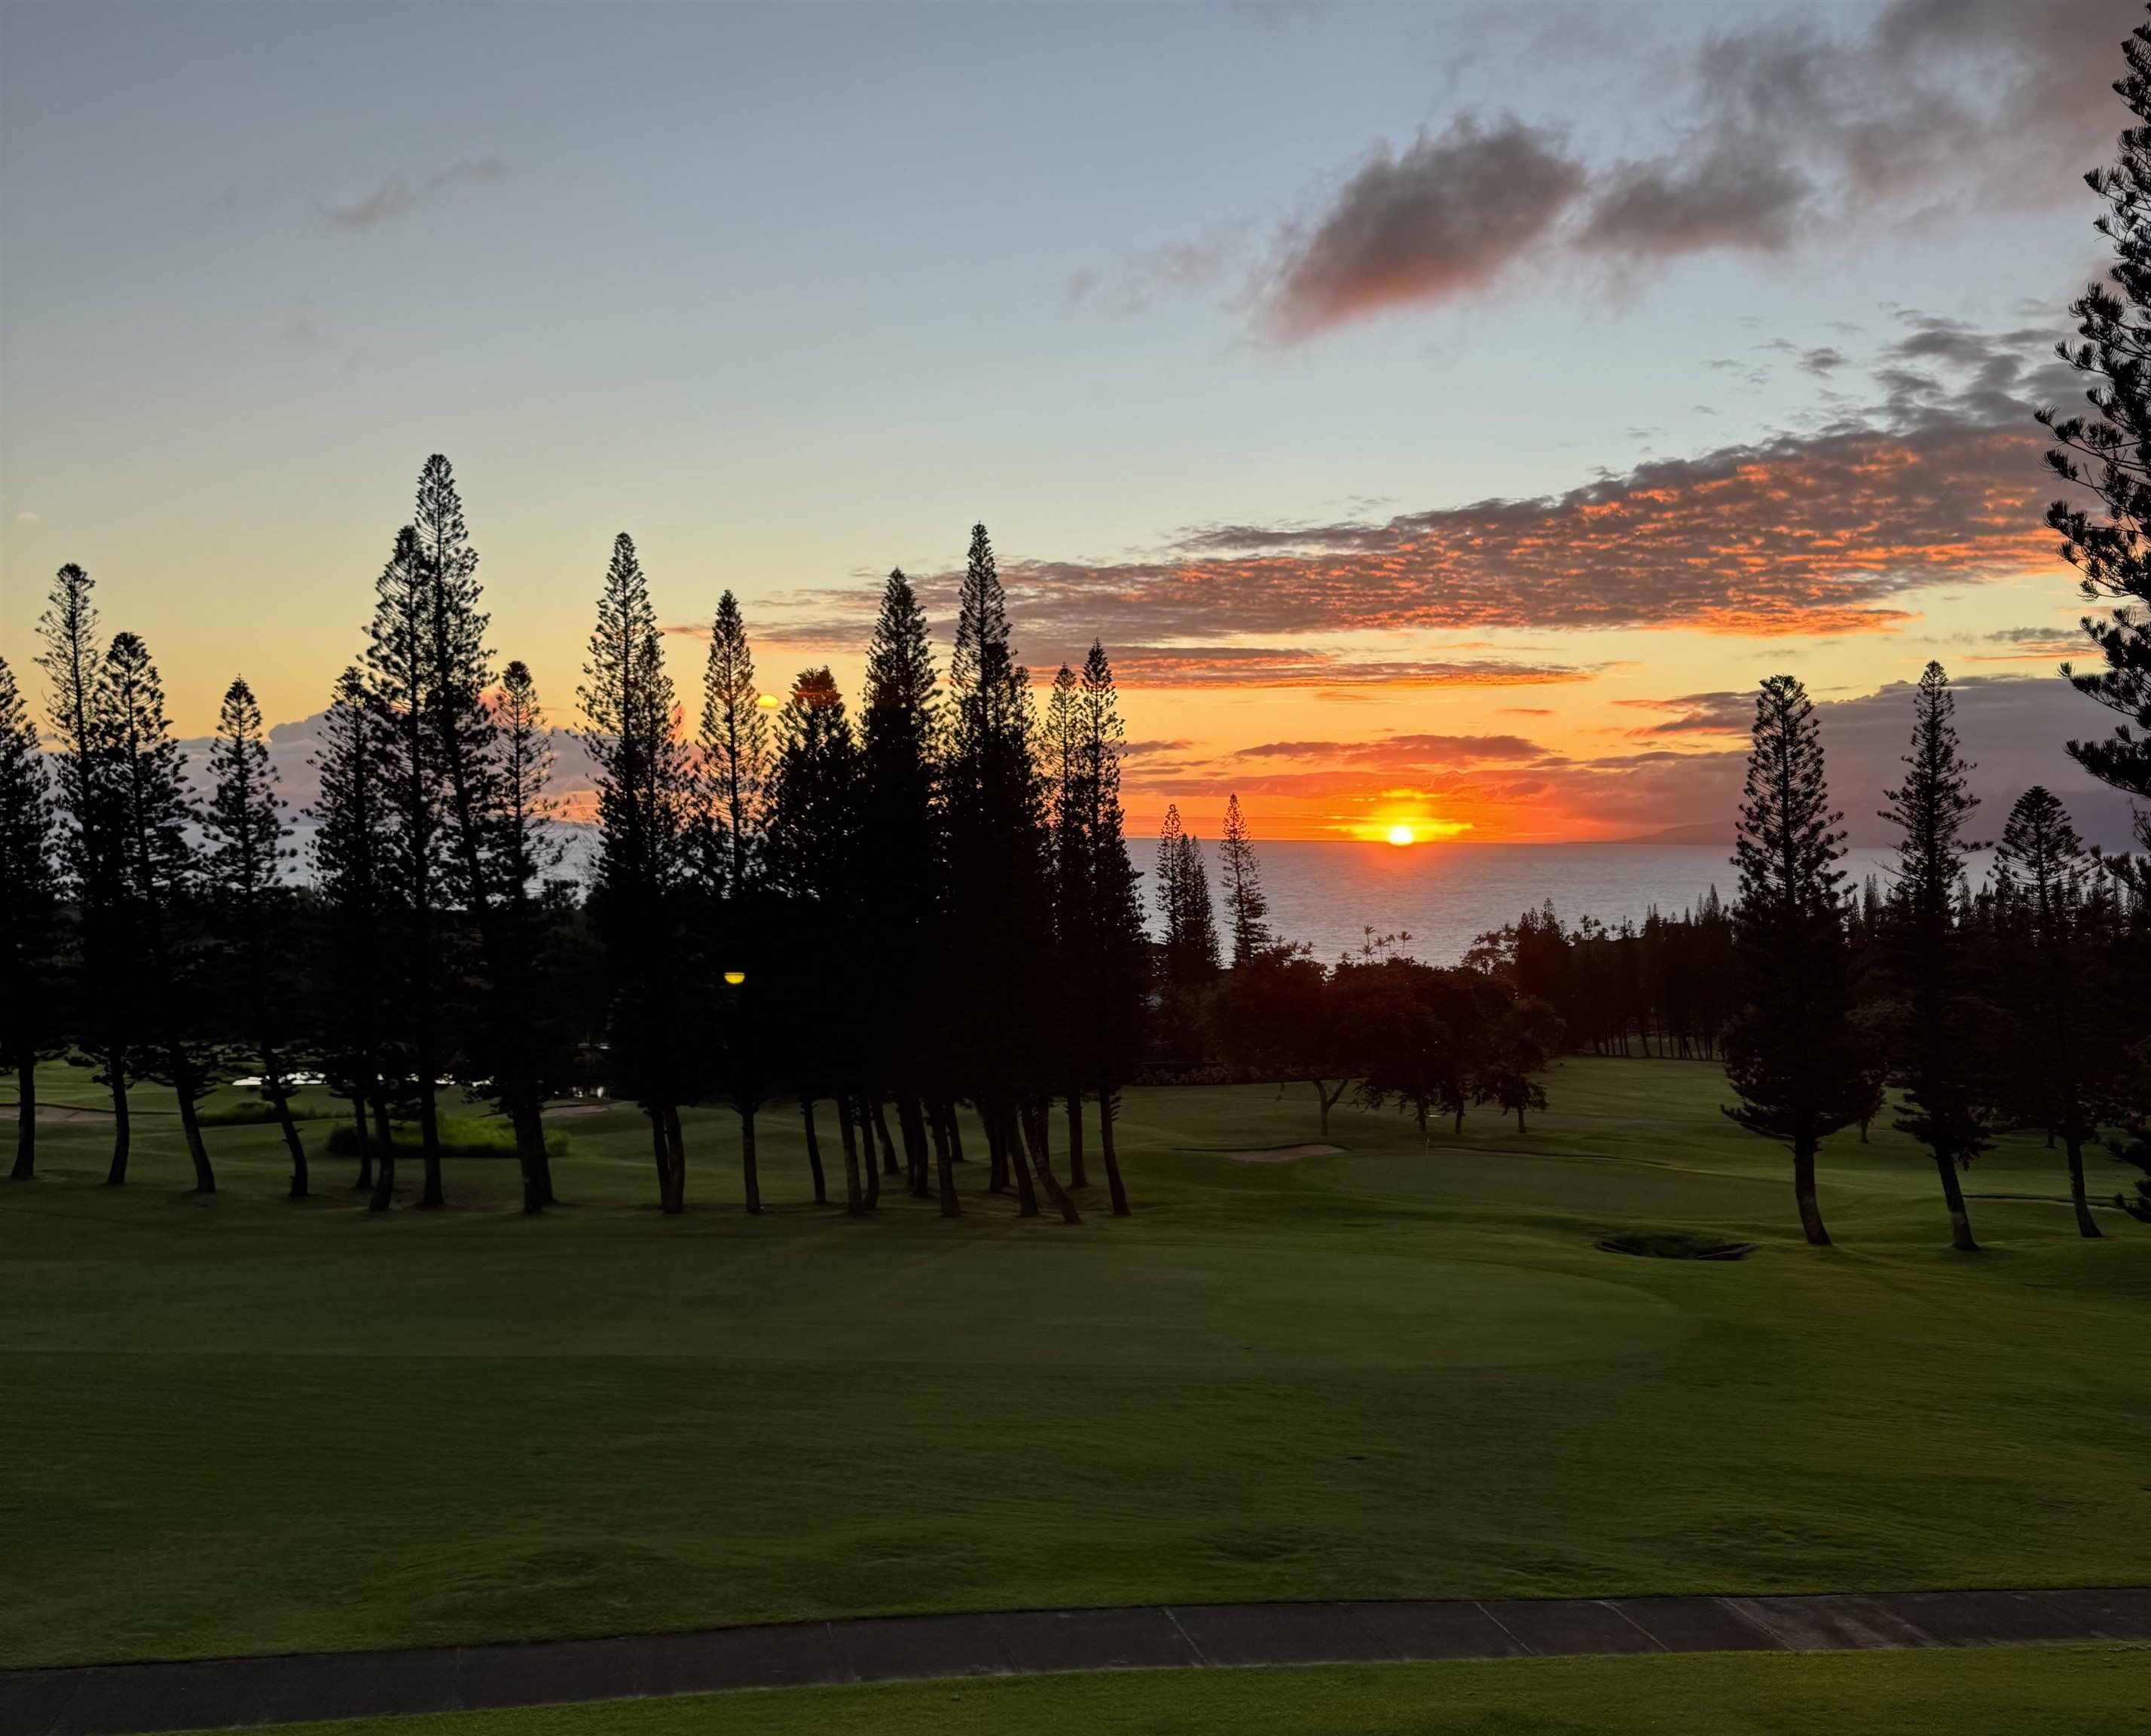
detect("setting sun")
(1386, 824), (1415, 846)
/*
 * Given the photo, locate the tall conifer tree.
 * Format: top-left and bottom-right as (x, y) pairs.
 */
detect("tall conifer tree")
(700, 591), (768, 897)
(1722, 675), (1869, 1246)
(310, 667), (396, 1204)
(0, 656), (59, 1181)
(98, 632), (217, 1192)
(944, 522), (1052, 1212)
(1991, 786), (2122, 1237)
(1880, 662), (1990, 1252)
(2041, 13), (2151, 850)
(1219, 793), (1273, 966)
(365, 523), (451, 1205)
(36, 564), (134, 1181)
(1073, 641), (1143, 1215)
(860, 569), (948, 1210)
(202, 677), (310, 1197)
(581, 533), (696, 1212)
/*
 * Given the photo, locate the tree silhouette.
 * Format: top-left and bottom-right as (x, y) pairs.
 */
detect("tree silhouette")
(483, 659), (564, 1213)
(943, 523), (1053, 1215)
(860, 570), (949, 1212)
(310, 667), (397, 1205)
(1722, 675), (1872, 1247)
(37, 565), (135, 1183)
(1219, 793), (1273, 965)
(580, 533), (698, 1212)
(1069, 641), (1144, 1215)
(699, 590), (768, 897)
(1990, 786), (2124, 1237)
(365, 524), (452, 1206)
(1879, 662), (1991, 1252)
(99, 632), (217, 1192)
(202, 677), (310, 1197)
(0, 656), (59, 1181)
(1156, 804), (1220, 985)
(760, 665), (864, 1215)
(2040, 11), (2151, 857)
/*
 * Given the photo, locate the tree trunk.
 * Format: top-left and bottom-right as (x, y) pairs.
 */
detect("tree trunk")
(857, 1095), (881, 1210)
(836, 1094), (864, 1215)
(1020, 1099), (1081, 1224)
(1065, 1086), (1087, 1189)
(872, 1099), (900, 1176)
(264, 1056), (307, 1200)
(739, 1102), (762, 1215)
(1935, 1151), (1979, 1252)
(417, 1080), (444, 1209)
(2065, 1134), (2102, 1239)
(647, 1108), (674, 1212)
(350, 1100), (373, 1192)
(985, 1110), (1010, 1194)
(10, 1052), (33, 1181)
(946, 1104), (966, 1165)
(368, 1097), (396, 1212)
(1312, 1079), (1329, 1136)
(1792, 1137), (1831, 1247)
(664, 1105), (688, 1212)
(1098, 1078), (1132, 1217)
(173, 1064), (215, 1195)
(900, 1093), (931, 1198)
(801, 1097), (828, 1206)
(1004, 1101), (1039, 1218)
(927, 1096), (960, 1218)
(511, 1097), (547, 1215)
(1514, 1101), (1526, 1134)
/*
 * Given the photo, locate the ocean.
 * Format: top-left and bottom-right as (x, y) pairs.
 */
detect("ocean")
(1225, 841), (1918, 965)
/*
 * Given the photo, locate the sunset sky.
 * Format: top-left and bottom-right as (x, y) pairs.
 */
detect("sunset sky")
(2, 0), (2140, 845)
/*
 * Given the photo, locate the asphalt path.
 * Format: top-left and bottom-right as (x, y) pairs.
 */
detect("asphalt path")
(5, 1588), (2147, 1736)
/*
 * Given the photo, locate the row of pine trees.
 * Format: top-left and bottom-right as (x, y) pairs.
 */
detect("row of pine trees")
(0, 458), (1156, 1221)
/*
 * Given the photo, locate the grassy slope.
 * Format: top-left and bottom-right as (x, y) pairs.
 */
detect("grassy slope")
(255, 1649), (2151, 1736)
(2, 1059), (2146, 1670)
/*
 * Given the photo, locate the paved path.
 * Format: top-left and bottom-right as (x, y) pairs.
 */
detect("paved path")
(5, 1588), (2146, 1736)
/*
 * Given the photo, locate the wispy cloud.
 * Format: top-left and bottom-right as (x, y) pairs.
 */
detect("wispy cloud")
(322, 158), (508, 228)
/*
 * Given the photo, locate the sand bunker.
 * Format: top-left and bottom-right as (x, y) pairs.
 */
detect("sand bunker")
(1221, 1143), (1344, 1163)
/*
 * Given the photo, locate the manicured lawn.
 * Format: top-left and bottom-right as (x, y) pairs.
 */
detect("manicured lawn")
(3, 1058), (2146, 1671)
(255, 1647), (2151, 1736)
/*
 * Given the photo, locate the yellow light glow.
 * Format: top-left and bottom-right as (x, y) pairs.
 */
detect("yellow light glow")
(1386, 824), (1414, 847)
(755, 694), (781, 709)
(723, 970), (747, 986)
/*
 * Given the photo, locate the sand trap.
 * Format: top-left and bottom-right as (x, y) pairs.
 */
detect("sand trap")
(1221, 1143), (1345, 1163)
(29, 1105), (114, 1123)
(542, 1102), (610, 1118)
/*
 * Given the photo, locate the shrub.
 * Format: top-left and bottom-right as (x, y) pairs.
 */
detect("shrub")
(199, 1100), (335, 1127)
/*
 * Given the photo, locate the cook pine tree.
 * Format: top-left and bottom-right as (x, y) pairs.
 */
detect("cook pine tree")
(37, 564), (135, 1183)
(99, 631), (218, 1193)
(201, 677), (310, 1197)
(2041, 9), (2151, 862)
(1880, 662), (1990, 1253)
(1991, 786), (2122, 1238)
(581, 532), (697, 1213)
(859, 569), (952, 1214)
(310, 667), (398, 1203)
(0, 656), (60, 1182)
(1721, 674), (1872, 1247)
(700, 589), (768, 897)
(1218, 793), (1273, 965)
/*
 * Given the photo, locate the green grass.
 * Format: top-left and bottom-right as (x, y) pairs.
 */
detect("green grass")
(257, 1648), (2151, 1736)
(3, 1057), (2146, 1675)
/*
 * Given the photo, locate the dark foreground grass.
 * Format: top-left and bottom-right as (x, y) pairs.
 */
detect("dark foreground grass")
(255, 1648), (2151, 1736)
(4, 1059), (2147, 1672)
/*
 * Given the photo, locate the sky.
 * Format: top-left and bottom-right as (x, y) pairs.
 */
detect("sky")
(2, 0), (2143, 847)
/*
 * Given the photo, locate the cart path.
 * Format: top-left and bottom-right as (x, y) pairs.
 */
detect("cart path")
(5, 1588), (2147, 1736)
